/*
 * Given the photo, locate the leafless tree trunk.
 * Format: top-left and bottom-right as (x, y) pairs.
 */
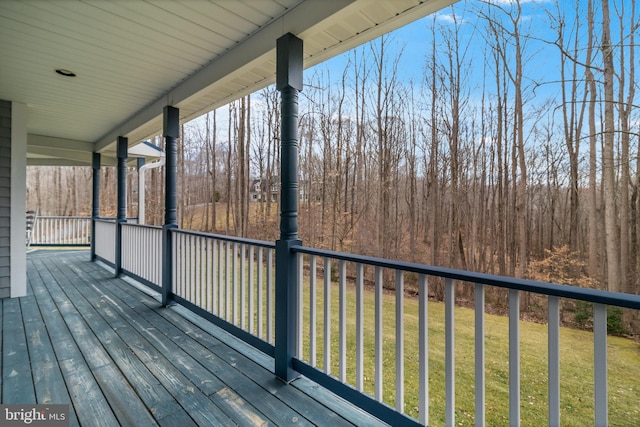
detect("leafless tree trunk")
(601, 0), (621, 292)
(426, 16), (441, 267)
(227, 103), (234, 234)
(554, 1), (588, 251)
(617, 0), (637, 293)
(586, 0), (600, 281)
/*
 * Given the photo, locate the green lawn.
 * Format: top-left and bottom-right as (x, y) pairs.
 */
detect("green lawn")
(294, 271), (640, 427)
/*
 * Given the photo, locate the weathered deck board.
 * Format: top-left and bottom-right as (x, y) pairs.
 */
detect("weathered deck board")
(2, 297), (36, 404)
(90, 264), (359, 427)
(29, 256), (117, 426)
(70, 257), (312, 426)
(43, 259), (187, 426)
(60, 264), (236, 426)
(23, 318), (70, 403)
(27, 268), (81, 425)
(0, 250), (388, 426)
(42, 256), (236, 427)
(98, 276), (316, 426)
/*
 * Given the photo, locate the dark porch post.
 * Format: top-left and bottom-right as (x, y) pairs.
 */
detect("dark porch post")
(161, 106), (179, 306)
(275, 32), (303, 382)
(115, 136), (127, 276)
(90, 152), (101, 261)
(137, 157), (145, 222)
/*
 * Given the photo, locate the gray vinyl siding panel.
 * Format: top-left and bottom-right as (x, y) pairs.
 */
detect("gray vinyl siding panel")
(0, 100), (10, 297)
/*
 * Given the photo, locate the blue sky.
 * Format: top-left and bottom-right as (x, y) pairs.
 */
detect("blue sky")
(306, 0), (613, 107)
(290, 0), (640, 178)
(187, 0), (637, 166)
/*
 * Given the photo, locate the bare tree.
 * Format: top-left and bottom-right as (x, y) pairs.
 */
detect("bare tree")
(585, 0), (601, 281)
(601, 0), (621, 292)
(617, 0), (638, 293)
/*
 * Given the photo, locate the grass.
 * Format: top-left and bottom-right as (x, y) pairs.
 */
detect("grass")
(294, 270), (640, 427)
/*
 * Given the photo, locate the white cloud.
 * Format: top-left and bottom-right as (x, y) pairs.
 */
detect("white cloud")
(436, 13), (466, 25)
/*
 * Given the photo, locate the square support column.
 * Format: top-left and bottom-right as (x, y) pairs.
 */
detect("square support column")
(275, 33), (303, 382)
(1, 101), (27, 298)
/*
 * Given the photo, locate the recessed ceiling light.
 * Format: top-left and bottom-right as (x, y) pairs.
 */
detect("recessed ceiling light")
(55, 68), (77, 77)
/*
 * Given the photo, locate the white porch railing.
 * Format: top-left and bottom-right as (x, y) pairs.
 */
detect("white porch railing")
(121, 223), (162, 288)
(94, 219), (116, 264)
(172, 230), (276, 348)
(31, 215), (91, 245)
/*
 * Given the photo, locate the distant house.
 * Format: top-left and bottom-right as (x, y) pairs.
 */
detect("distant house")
(249, 178), (278, 203)
(249, 176), (308, 203)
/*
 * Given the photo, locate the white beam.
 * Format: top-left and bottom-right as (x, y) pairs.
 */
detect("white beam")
(128, 142), (164, 159)
(27, 146), (92, 164)
(27, 158), (92, 167)
(28, 134), (93, 152)
(27, 157), (118, 167)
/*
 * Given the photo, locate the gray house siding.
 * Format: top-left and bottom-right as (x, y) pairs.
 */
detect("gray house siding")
(0, 100), (11, 298)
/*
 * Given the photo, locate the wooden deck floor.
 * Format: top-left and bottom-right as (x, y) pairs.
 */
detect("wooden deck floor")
(2, 250), (387, 426)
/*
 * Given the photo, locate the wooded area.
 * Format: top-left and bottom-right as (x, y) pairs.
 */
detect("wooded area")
(27, 0), (640, 296)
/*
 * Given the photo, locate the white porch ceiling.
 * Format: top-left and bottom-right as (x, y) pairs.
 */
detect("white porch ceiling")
(0, 0), (455, 165)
